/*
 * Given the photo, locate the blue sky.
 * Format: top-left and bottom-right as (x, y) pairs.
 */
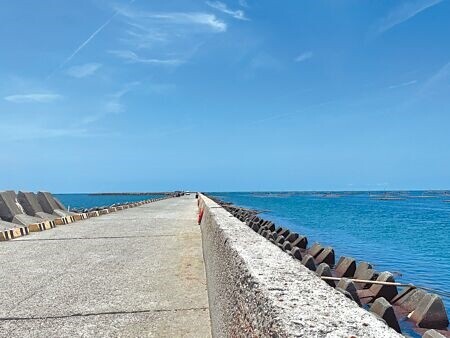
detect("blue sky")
(1, 0), (449, 192)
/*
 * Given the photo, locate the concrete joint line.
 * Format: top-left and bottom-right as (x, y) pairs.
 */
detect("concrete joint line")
(12, 234), (178, 242)
(0, 307), (209, 322)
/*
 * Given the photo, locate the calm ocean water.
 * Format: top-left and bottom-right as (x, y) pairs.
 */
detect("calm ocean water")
(210, 191), (450, 335)
(55, 193), (164, 210)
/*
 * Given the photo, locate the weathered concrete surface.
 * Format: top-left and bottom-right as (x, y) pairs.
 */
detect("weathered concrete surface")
(0, 196), (211, 338)
(199, 194), (403, 338)
(37, 191), (75, 217)
(0, 191), (46, 225)
(0, 190), (24, 222)
(0, 220), (20, 231)
(17, 191), (59, 220)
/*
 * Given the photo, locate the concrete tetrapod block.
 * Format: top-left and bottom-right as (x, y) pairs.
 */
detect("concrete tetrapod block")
(336, 287), (359, 304)
(370, 297), (401, 333)
(301, 254), (316, 271)
(37, 191), (62, 214)
(355, 262), (373, 279)
(251, 223), (260, 232)
(337, 278), (362, 306)
(368, 272), (398, 302)
(263, 221), (275, 232)
(291, 235), (308, 249)
(392, 288), (427, 312)
(278, 228), (290, 238)
(290, 247), (302, 260)
(17, 191), (62, 224)
(357, 268), (380, 289)
(37, 191), (76, 218)
(335, 257), (357, 278)
(0, 190), (23, 222)
(423, 329), (446, 338)
(315, 247), (335, 266)
(316, 263), (335, 287)
(284, 232), (299, 243)
(282, 241), (292, 252)
(308, 243), (324, 258)
(410, 293), (449, 329)
(275, 235), (285, 246)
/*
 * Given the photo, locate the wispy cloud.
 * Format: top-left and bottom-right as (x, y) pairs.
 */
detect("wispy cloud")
(109, 50), (183, 65)
(388, 80), (418, 89)
(66, 63), (102, 78)
(294, 51), (313, 63)
(81, 82), (140, 124)
(4, 93), (62, 103)
(375, 0), (443, 35)
(420, 61), (450, 94)
(118, 8), (227, 33)
(206, 1), (249, 20)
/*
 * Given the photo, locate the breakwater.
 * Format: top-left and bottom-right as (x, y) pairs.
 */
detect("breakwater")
(204, 193), (449, 337)
(198, 193), (404, 337)
(0, 190), (178, 241)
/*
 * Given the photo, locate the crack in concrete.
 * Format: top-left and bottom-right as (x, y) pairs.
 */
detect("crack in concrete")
(0, 307), (209, 321)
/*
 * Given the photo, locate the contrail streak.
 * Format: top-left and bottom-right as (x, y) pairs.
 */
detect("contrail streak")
(47, 0), (136, 79)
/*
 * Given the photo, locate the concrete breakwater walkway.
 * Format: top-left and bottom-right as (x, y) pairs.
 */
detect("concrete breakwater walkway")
(0, 196), (211, 337)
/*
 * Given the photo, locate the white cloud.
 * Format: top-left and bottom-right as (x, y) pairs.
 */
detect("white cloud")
(4, 93), (62, 103)
(206, 1), (249, 20)
(82, 82), (140, 124)
(109, 50), (183, 65)
(375, 0), (443, 34)
(118, 8), (227, 32)
(388, 80), (418, 89)
(294, 51), (313, 63)
(112, 7), (227, 69)
(66, 63), (102, 78)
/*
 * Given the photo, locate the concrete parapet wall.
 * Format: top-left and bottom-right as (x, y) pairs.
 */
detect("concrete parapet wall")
(198, 194), (403, 338)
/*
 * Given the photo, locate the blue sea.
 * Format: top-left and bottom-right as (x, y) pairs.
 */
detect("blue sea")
(210, 191), (450, 336)
(55, 193), (164, 210)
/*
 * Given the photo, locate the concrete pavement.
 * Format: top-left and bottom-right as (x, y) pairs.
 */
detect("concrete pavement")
(0, 195), (211, 337)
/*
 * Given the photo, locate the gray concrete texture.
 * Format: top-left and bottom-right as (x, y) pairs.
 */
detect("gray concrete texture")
(17, 191), (59, 220)
(36, 191), (75, 217)
(0, 191), (44, 226)
(0, 196), (211, 338)
(0, 190), (23, 222)
(199, 194), (403, 338)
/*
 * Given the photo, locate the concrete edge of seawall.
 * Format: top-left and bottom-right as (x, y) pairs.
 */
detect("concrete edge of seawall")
(198, 193), (404, 338)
